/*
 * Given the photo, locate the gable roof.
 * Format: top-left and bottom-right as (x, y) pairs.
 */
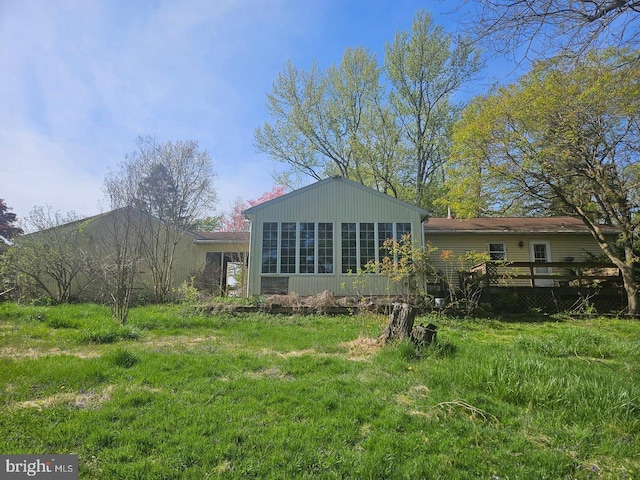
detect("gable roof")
(425, 217), (620, 235)
(23, 207), (199, 239)
(243, 176), (429, 220)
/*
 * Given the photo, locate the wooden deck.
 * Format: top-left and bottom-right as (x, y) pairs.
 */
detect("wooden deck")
(462, 261), (626, 313)
(464, 261), (622, 288)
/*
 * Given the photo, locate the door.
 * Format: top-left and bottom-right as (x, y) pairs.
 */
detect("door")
(530, 241), (553, 287)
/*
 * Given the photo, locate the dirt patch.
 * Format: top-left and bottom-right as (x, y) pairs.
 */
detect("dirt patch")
(12, 385), (115, 411)
(342, 336), (384, 361)
(396, 385), (431, 409)
(274, 348), (317, 358)
(246, 366), (294, 381)
(10, 384), (162, 411)
(0, 346), (101, 359)
(143, 335), (218, 350)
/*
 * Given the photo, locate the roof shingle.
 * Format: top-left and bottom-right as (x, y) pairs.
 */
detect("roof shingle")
(424, 217), (619, 234)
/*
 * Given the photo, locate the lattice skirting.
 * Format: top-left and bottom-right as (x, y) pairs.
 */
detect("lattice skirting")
(482, 287), (627, 314)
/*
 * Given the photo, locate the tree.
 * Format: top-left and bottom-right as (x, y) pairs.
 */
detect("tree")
(385, 11), (481, 209)
(4, 207), (89, 303)
(104, 137), (217, 302)
(255, 10), (481, 211)
(88, 206), (146, 324)
(255, 48), (386, 186)
(446, 49), (640, 313)
(463, 0), (640, 59)
(0, 199), (23, 243)
(190, 215), (223, 233)
(220, 185), (287, 232)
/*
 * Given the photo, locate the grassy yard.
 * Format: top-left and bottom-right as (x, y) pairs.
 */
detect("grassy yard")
(0, 303), (639, 479)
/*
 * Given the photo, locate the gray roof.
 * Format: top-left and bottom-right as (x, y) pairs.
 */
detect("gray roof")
(192, 231), (249, 244)
(425, 217), (619, 234)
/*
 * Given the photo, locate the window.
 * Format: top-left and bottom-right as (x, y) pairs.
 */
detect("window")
(396, 223), (412, 243)
(261, 222), (278, 273)
(341, 222), (412, 273)
(318, 223), (334, 273)
(489, 242), (506, 261)
(378, 222), (394, 260)
(280, 222), (297, 273)
(341, 223), (357, 273)
(360, 223), (376, 269)
(261, 222), (334, 275)
(299, 223), (315, 273)
(262, 221), (411, 275)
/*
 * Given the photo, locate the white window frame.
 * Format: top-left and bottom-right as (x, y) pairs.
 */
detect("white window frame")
(488, 242), (507, 261)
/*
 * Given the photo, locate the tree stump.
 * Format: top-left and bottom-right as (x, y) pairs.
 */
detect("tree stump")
(411, 323), (438, 347)
(378, 303), (416, 343)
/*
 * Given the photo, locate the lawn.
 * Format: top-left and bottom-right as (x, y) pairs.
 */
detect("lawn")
(0, 303), (638, 479)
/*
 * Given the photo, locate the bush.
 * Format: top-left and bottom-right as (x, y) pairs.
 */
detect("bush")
(495, 293), (523, 314)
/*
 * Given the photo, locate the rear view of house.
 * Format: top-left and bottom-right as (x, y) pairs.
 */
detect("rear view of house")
(243, 177), (429, 296)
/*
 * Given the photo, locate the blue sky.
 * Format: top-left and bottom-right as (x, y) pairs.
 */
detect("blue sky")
(0, 0), (520, 223)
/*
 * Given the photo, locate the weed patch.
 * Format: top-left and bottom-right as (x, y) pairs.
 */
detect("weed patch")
(107, 348), (140, 368)
(76, 326), (141, 344)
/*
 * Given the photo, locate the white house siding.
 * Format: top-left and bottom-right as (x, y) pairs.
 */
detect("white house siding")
(244, 178), (428, 297)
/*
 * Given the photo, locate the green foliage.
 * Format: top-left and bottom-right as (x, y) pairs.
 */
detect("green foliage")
(256, 10), (481, 212)
(173, 278), (201, 304)
(189, 215), (223, 232)
(4, 207), (89, 303)
(446, 48), (640, 313)
(108, 348), (140, 368)
(374, 235), (438, 300)
(495, 292), (524, 314)
(371, 236), (489, 314)
(0, 199), (23, 240)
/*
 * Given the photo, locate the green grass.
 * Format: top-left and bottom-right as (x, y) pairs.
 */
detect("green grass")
(1, 303), (639, 479)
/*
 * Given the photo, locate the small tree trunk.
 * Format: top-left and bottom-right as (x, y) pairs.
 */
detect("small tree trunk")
(619, 264), (639, 315)
(379, 303), (416, 343)
(411, 323), (438, 346)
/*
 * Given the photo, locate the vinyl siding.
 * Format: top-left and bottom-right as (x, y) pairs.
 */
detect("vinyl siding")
(245, 178), (427, 296)
(426, 232), (610, 287)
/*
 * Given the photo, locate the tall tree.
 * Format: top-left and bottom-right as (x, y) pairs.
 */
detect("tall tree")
(385, 10), (481, 209)
(255, 48), (385, 186)
(104, 136), (217, 302)
(255, 11), (481, 211)
(446, 49), (640, 313)
(220, 185), (287, 232)
(463, 0), (640, 59)
(0, 199), (23, 243)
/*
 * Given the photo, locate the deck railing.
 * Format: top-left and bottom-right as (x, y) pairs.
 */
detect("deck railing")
(463, 261), (621, 288)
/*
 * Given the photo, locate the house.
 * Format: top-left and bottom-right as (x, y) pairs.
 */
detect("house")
(242, 178), (622, 307)
(189, 231), (249, 296)
(424, 216), (620, 287)
(12, 208), (249, 302)
(243, 177), (429, 297)
(13, 178), (622, 310)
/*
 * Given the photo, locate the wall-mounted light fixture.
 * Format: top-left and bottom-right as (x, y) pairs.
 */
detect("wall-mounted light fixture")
(518, 241), (524, 248)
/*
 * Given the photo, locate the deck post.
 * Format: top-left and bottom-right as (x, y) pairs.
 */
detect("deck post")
(529, 265), (535, 287)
